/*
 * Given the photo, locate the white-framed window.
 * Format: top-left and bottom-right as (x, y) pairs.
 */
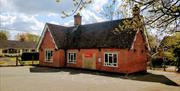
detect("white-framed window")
(45, 49), (53, 62)
(67, 52), (76, 63)
(104, 52), (118, 67)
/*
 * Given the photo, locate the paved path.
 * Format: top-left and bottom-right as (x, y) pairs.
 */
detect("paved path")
(0, 66), (180, 91)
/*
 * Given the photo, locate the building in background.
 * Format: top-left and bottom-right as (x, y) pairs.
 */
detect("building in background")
(0, 40), (37, 57)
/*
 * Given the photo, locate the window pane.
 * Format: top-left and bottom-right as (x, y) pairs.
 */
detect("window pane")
(74, 53), (76, 60)
(48, 52), (51, 60)
(68, 52), (76, 63)
(70, 54), (73, 61)
(50, 51), (53, 59)
(45, 50), (53, 61)
(105, 54), (108, 63)
(50, 51), (53, 57)
(109, 55), (112, 63)
(68, 53), (71, 61)
(45, 51), (47, 59)
(113, 54), (117, 63)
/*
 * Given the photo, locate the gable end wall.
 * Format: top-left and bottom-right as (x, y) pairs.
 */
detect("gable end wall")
(39, 30), (65, 67)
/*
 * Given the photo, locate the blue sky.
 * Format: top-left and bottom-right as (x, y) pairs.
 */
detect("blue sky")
(1, 0), (116, 40)
(1, 0), (163, 40)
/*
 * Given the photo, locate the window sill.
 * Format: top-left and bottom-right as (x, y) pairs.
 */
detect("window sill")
(67, 62), (76, 64)
(44, 60), (53, 63)
(104, 65), (118, 67)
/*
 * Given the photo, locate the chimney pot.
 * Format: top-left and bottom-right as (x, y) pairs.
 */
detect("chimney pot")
(74, 13), (82, 26)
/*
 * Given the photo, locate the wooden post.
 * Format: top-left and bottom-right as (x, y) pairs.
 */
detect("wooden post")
(163, 58), (166, 71)
(16, 56), (18, 66)
(163, 46), (167, 71)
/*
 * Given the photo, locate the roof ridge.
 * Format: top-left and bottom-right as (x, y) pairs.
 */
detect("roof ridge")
(0, 40), (36, 43)
(46, 18), (132, 28)
(46, 23), (67, 28)
(81, 18), (131, 26)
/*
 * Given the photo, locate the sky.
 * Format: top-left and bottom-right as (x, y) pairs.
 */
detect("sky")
(0, 0), (116, 40)
(0, 0), (161, 40)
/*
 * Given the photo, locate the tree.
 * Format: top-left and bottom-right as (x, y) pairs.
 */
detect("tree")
(0, 30), (9, 40)
(129, 0), (180, 33)
(173, 48), (180, 72)
(57, 0), (179, 53)
(57, 0), (179, 33)
(25, 33), (40, 42)
(148, 34), (158, 53)
(16, 33), (26, 42)
(153, 32), (180, 70)
(16, 33), (39, 42)
(159, 32), (180, 52)
(56, 0), (92, 18)
(100, 0), (119, 20)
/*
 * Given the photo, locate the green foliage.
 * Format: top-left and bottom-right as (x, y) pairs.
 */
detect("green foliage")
(130, 0), (179, 33)
(152, 32), (180, 67)
(0, 30), (9, 40)
(151, 57), (163, 68)
(56, 0), (179, 33)
(148, 34), (157, 50)
(160, 32), (180, 53)
(173, 48), (180, 72)
(26, 33), (40, 42)
(163, 52), (176, 61)
(56, 0), (60, 3)
(16, 33), (39, 42)
(19, 61), (39, 66)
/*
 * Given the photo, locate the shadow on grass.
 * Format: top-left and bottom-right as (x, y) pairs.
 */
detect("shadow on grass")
(30, 66), (179, 86)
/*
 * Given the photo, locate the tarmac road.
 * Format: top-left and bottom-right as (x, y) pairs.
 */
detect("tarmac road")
(0, 66), (180, 91)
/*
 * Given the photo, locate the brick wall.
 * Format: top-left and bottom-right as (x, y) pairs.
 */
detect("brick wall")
(39, 29), (148, 73)
(65, 31), (148, 73)
(39, 30), (65, 67)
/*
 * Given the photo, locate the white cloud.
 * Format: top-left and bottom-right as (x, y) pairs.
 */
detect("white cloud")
(92, 0), (108, 12)
(0, 12), (43, 38)
(0, 14), (16, 26)
(0, 0), (16, 12)
(0, 0), (110, 40)
(47, 13), (59, 17)
(81, 9), (105, 24)
(64, 20), (74, 26)
(48, 21), (60, 25)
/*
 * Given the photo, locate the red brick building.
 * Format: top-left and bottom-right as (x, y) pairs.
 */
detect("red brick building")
(37, 5), (150, 74)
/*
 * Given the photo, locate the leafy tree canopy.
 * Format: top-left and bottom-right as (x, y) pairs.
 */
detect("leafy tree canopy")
(16, 33), (39, 42)
(0, 30), (9, 40)
(57, 0), (179, 33)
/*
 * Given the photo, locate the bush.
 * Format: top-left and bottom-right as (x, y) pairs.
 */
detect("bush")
(151, 58), (163, 68)
(163, 52), (176, 62)
(174, 48), (180, 72)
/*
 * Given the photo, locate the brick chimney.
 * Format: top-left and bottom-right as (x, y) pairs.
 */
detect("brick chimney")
(74, 13), (82, 26)
(132, 4), (140, 18)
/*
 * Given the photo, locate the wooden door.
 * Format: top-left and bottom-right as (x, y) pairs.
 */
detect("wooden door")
(82, 53), (96, 69)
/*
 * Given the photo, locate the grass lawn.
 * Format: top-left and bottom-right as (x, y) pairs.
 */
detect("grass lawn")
(0, 61), (5, 64)
(9, 57), (16, 61)
(0, 57), (39, 65)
